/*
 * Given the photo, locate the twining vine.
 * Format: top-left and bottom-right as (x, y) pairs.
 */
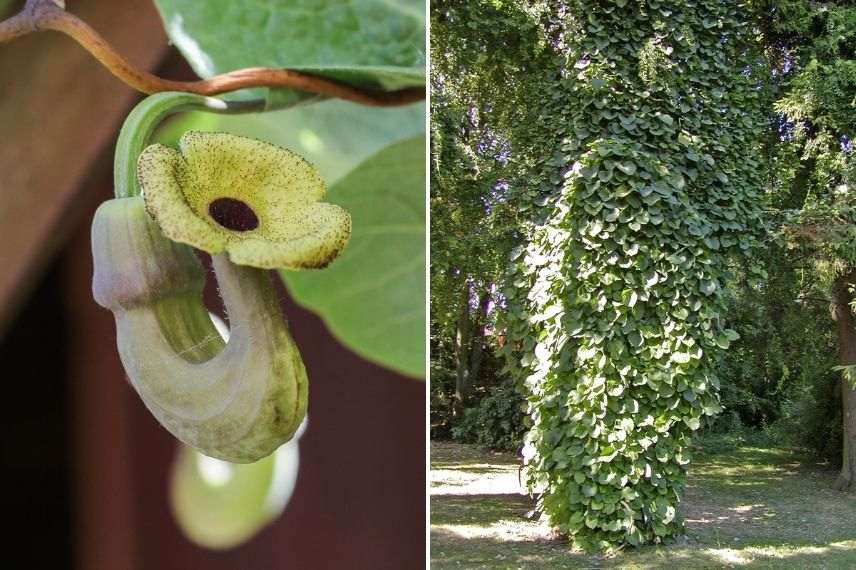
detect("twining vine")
(491, 0), (767, 551)
(0, 0), (424, 106)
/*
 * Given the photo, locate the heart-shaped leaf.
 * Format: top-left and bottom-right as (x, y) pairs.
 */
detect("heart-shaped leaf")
(281, 137), (426, 378)
(153, 0), (425, 91)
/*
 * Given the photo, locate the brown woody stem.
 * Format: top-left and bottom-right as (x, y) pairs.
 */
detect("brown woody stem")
(0, 0), (424, 106)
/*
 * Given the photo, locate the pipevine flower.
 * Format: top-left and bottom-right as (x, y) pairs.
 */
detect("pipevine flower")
(91, 196), (308, 463)
(138, 130), (351, 270)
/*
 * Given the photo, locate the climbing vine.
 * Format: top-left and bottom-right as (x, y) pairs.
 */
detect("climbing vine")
(499, 0), (766, 550)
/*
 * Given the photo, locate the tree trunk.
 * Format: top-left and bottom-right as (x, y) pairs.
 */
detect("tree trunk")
(468, 289), (491, 389)
(453, 281), (472, 416)
(832, 270), (856, 491)
(784, 157), (816, 210)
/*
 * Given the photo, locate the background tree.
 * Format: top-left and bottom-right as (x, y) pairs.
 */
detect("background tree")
(430, 89), (511, 415)
(762, 0), (856, 489)
(430, 1), (548, 427)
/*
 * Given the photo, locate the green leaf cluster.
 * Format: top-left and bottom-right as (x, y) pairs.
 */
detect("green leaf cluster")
(450, 377), (528, 451)
(767, 1), (855, 264)
(282, 137), (426, 379)
(498, 0), (765, 551)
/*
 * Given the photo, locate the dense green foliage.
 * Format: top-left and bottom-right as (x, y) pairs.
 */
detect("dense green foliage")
(500, 1), (765, 550)
(430, 92), (511, 354)
(451, 378), (528, 451)
(716, 250), (842, 460)
(431, 0), (855, 553)
(761, 1), (855, 289)
(430, 6), (533, 416)
(769, 1), (854, 241)
(763, 0), (856, 489)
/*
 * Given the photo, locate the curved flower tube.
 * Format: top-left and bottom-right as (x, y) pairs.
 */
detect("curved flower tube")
(91, 196), (307, 463)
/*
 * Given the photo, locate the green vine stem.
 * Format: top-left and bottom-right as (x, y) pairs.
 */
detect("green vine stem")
(114, 92), (265, 199)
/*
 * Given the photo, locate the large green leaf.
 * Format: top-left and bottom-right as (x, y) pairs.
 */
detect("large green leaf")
(152, 0), (425, 90)
(281, 136), (425, 378)
(152, 99), (424, 377)
(213, 99), (425, 184)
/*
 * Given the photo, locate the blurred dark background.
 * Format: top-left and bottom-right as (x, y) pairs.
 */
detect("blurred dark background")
(0, 1), (425, 568)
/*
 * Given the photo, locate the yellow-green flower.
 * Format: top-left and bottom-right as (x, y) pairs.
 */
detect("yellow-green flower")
(138, 131), (351, 270)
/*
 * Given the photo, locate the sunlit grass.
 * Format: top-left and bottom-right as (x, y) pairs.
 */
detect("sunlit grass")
(430, 440), (856, 569)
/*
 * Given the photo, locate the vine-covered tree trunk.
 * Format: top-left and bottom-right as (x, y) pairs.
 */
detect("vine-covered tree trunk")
(832, 271), (856, 492)
(504, 0), (764, 551)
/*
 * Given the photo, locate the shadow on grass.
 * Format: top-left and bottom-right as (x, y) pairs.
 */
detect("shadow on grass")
(432, 526), (856, 569)
(431, 441), (856, 569)
(433, 464), (517, 475)
(431, 440), (518, 468)
(432, 493), (534, 527)
(430, 527), (584, 569)
(685, 447), (855, 545)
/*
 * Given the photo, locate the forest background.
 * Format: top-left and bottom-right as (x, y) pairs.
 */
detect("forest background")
(430, 0), (854, 553)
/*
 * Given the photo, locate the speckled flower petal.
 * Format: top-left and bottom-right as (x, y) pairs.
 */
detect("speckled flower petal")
(227, 203), (352, 270)
(138, 144), (228, 253)
(176, 131), (326, 235)
(137, 131), (351, 270)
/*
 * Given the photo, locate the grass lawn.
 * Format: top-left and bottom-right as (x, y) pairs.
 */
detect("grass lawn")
(431, 440), (856, 568)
